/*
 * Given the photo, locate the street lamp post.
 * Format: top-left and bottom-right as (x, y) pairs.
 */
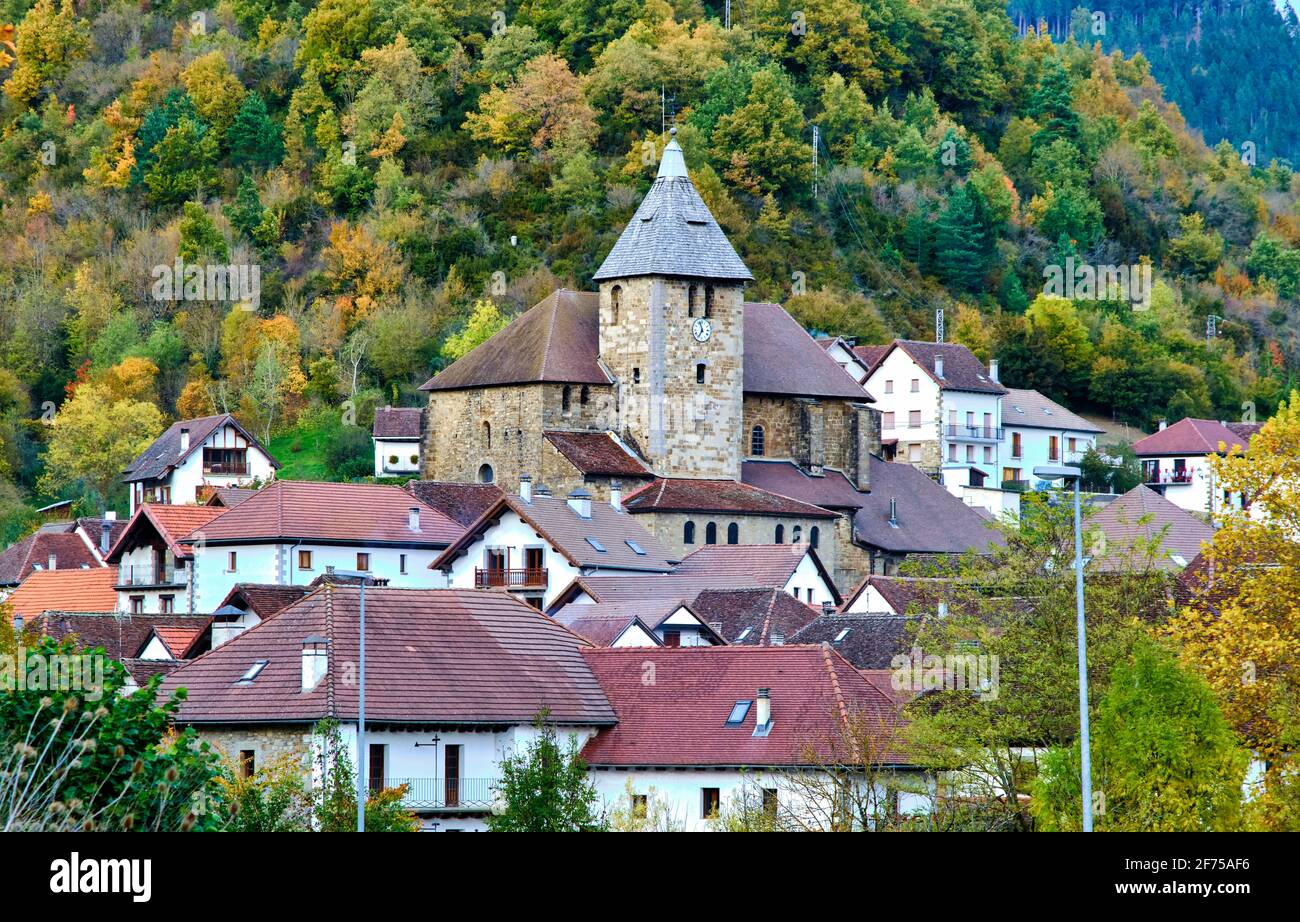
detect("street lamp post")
(326, 567), (374, 832)
(1034, 464), (1092, 832)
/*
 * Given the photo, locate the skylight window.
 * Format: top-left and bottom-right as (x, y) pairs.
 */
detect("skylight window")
(1013, 406), (1025, 414)
(725, 700), (752, 726)
(736, 627), (752, 641)
(585, 537), (607, 552)
(237, 660), (269, 684)
(625, 539), (646, 556)
(834, 628), (851, 642)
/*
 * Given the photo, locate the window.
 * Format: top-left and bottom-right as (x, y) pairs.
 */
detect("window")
(908, 410), (921, 428)
(1003, 467), (1020, 484)
(1011, 431), (1022, 458)
(478, 463), (494, 484)
(702, 788), (721, 819)
(1068, 437), (1077, 453)
(227, 551), (237, 573)
(809, 526), (819, 549)
(610, 285), (621, 324)
(966, 445), (975, 462)
(775, 524), (785, 543)
(983, 446), (993, 463)
(356, 552), (370, 571)
(949, 409), (957, 426)
(882, 411), (895, 429)
(368, 743), (386, 793)
(966, 411), (975, 427)
(237, 660), (268, 684)
(130, 596), (144, 614)
(725, 700), (752, 726)
(625, 539), (646, 556)
(585, 537), (607, 552)
(399, 553), (408, 575)
(884, 379), (893, 394)
(159, 595), (174, 614)
(705, 522), (717, 545)
(203, 447), (248, 476)
(562, 385), (572, 413)
(948, 443), (957, 462)
(696, 363), (706, 384)
(684, 521), (696, 544)
(444, 745), (461, 808)
(762, 788), (778, 816)
(298, 549), (313, 570)
(1049, 435), (1060, 461)
(580, 386), (590, 406)
(750, 426), (765, 456)
(663, 630), (681, 647)
(239, 750), (256, 779)
(910, 378), (919, 393)
(688, 284), (700, 317)
(633, 367), (641, 384)
(792, 525), (802, 543)
(727, 523), (739, 544)
(482, 421), (491, 448)
(485, 548), (507, 572)
(908, 443), (921, 462)
(703, 286), (714, 318)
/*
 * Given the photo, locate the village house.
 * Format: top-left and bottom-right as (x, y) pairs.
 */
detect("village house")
(860, 341), (1006, 481)
(1086, 484), (1216, 572)
(0, 514), (122, 599)
(5, 569), (118, 623)
(401, 480), (504, 528)
(581, 646), (929, 830)
(430, 477), (677, 610)
(122, 414), (279, 514)
(104, 504), (225, 614)
(552, 598), (725, 648)
(208, 583), (310, 647)
(997, 388), (1103, 490)
(159, 584), (620, 831)
(417, 132), (880, 507)
(372, 406), (425, 477)
(184, 480), (463, 612)
(1131, 417), (1259, 520)
(688, 587), (823, 646)
(816, 336), (874, 384)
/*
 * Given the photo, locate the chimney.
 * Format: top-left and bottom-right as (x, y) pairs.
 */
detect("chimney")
(519, 475), (532, 502)
(769, 632), (785, 646)
(408, 506), (421, 532)
(1158, 419), (1167, 431)
(934, 355), (944, 378)
(609, 480), (623, 511)
(822, 601), (836, 615)
(937, 601), (949, 618)
(180, 427), (190, 452)
(755, 688), (772, 730)
(535, 483), (552, 498)
(100, 516), (112, 553)
(567, 488), (592, 519)
(988, 359), (999, 383)
(47, 553), (56, 571)
(888, 497), (899, 527)
(301, 635), (328, 691)
(12, 615), (23, 632)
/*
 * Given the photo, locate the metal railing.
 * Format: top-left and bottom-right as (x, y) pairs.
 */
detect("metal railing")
(474, 567), (548, 590)
(117, 564), (185, 586)
(389, 778), (495, 811)
(945, 425), (1004, 441)
(1001, 480), (1031, 493)
(1145, 469), (1194, 485)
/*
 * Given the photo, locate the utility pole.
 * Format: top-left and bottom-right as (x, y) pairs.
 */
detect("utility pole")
(811, 125), (819, 199)
(1206, 313), (1220, 346)
(725, 0), (731, 29)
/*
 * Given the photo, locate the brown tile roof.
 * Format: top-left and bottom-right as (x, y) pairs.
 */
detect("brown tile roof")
(840, 575), (961, 616)
(622, 478), (838, 518)
(161, 587), (618, 726)
(432, 492), (675, 574)
(190, 480), (463, 546)
(372, 406), (424, 439)
(105, 503), (226, 562)
(215, 583), (311, 621)
(543, 431), (652, 478)
(1132, 418), (1251, 456)
(420, 290), (878, 402)
(552, 572), (769, 610)
(419, 290), (612, 392)
(0, 531), (101, 587)
(673, 544), (839, 601)
(1088, 485), (1215, 572)
(404, 481), (504, 527)
(743, 302), (876, 401)
(852, 344), (890, 373)
(874, 341), (1007, 395)
(147, 621), (211, 658)
(689, 587), (821, 645)
(31, 611), (212, 660)
(579, 646), (909, 767)
(552, 599), (723, 647)
(73, 517), (127, 554)
(205, 487), (259, 508)
(8, 570), (119, 619)
(1002, 388), (1102, 433)
(121, 658), (184, 685)
(790, 614), (915, 669)
(123, 414), (278, 483)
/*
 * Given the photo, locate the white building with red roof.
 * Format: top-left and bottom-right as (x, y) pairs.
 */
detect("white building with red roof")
(104, 503), (226, 614)
(1132, 417), (1259, 519)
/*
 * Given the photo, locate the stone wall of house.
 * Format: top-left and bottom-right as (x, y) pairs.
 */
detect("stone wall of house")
(599, 277), (744, 480)
(743, 396), (880, 487)
(199, 725), (313, 772)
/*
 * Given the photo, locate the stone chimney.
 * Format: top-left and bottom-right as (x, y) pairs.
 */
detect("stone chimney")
(609, 480), (623, 511)
(567, 488), (593, 519)
(408, 506), (421, 532)
(100, 518), (112, 554)
(988, 359), (999, 383)
(180, 427), (191, 453)
(519, 475), (532, 502)
(301, 635), (328, 691)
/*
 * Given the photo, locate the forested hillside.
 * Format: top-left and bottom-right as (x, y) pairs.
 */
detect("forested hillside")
(1008, 0), (1300, 163)
(0, 0), (1297, 536)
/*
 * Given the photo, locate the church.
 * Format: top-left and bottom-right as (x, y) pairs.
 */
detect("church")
(419, 131), (879, 496)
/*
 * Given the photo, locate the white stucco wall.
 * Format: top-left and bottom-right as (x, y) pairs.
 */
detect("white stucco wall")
(1000, 425), (1096, 488)
(867, 349), (942, 462)
(781, 551), (835, 608)
(374, 438), (422, 477)
(130, 423), (276, 513)
(1140, 454), (1241, 519)
(440, 508), (584, 609)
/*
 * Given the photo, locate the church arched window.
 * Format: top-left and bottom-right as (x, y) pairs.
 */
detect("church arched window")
(478, 464), (494, 484)
(705, 522), (718, 544)
(482, 421), (491, 448)
(751, 426), (765, 457)
(792, 525), (802, 544)
(775, 524), (784, 544)
(688, 285), (699, 318)
(684, 521), (696, 545)
(696, 363), (706, 384)
(704, 286), (714, 319)
(562, 386), (571, 414)
(810, 526), (820, 549)
(727, 523), (739, 544)
(610, 285), (622, 324)
(580, 386), (590, 406)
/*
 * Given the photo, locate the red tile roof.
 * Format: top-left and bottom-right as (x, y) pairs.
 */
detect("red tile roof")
(0, 531), (102, 587)
(544, 431), (652, 477)
(372, 406), (424, 439)
(792, 615), (916, 670)
(7, 569), (119, 619)
(190, 480), (463, 546)
(32, 611), (212, 660)
(674, 543), (839, 602)
(622, 478), (837, 518)
(689, 587), (821, 645)
(148, 622), (211, 658)
(161, 587), (617, 726)
(579, 646), (909, 767)
(1132, 417), (1251, 456)
(111, 504), (227, 561)
(1088, 485), (1215, 572)
(870, 340), (1007, 394)
(215, 583), (310, 621)
(123, 414), (279, 483)
(404, 481), (504, 527)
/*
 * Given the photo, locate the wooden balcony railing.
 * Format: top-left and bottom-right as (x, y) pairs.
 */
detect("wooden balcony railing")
(474, 567), (548, 590)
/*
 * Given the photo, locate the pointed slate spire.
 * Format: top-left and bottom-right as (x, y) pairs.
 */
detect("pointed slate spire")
(593, 128), (753, 282)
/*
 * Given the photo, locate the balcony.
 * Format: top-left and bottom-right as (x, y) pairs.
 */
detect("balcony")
(1145, 469), (1194, 486)
(117, 564), (186, 587)
(946, 425), (1004, 442)
(390, 778), (495, 812)
(475, 567), (548, 590)
(202, 462), (249, 476)
(1001, 480), (1031, 493)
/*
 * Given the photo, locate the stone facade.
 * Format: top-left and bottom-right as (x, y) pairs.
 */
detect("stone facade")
(599, 277), (744, 480)
(199, 725), (313, 773)
(743, 396), (880, 489)
(630, 509), (842, 580)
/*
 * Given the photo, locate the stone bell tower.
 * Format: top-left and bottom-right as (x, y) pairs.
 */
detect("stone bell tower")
(593, 130), (752, 479)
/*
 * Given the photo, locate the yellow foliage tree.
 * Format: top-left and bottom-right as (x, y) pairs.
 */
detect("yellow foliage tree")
(181, 51), (247, 129)
(320, 221), (403, 328)
(38, 384), (163, 499)
(103, 355), (159, 403)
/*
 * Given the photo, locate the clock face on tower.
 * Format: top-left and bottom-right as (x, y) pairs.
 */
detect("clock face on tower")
(691, 318), (713, 342)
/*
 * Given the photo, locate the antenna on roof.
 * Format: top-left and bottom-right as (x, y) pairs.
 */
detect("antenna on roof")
(935, 307), (945, 343)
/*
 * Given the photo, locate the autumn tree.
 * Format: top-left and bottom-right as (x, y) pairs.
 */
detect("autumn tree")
(37, 383), (163, 500)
